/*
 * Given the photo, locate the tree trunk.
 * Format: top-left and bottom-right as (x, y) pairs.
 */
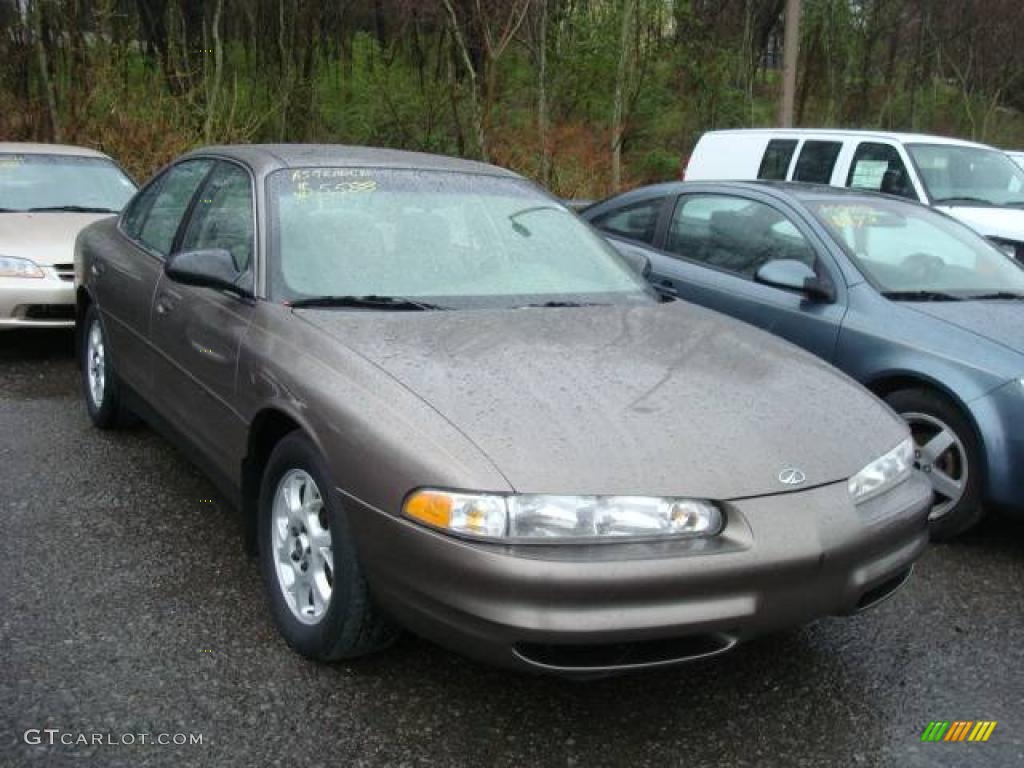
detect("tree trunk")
(537, 0), (550, 186)
(31, 0), (62, 142)
(611, 0), (634, 191)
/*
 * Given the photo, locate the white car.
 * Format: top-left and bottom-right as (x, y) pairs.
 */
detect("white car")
(684, 129), (1024, 261)
(0, 143), (137, 329)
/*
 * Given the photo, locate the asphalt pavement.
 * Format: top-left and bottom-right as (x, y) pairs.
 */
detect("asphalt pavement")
(1, 329), (1022, 768)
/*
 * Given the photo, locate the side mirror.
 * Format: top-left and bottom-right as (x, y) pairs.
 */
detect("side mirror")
(755, 259), (835, 302)
(165, 248), (247, 295)
(617, 246), (653, 279)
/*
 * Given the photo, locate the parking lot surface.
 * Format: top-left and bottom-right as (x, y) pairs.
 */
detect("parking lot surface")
(2, 330), (1022, 768)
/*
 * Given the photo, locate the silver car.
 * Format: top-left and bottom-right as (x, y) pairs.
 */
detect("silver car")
(0, 143), (136, 330)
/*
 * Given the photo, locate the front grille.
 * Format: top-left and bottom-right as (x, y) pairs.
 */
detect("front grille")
(52, 263), (75, 282)
(24, 304), (76, 321)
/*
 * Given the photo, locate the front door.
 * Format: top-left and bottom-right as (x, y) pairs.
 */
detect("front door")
(653, 192), (847, 363)
(149, 160), (257, 480)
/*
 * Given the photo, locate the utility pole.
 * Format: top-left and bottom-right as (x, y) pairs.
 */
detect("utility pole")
(779, 0), (801, 127)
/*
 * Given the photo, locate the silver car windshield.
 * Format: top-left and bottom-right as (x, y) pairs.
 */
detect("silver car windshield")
(811, 199), (1024, 297)
(907, 143), (1024, 208)
(0, 154), (136, 212)
(267, 168), (654, 308)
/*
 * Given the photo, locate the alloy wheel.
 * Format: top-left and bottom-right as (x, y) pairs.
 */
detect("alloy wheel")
(271, 469), (333, 624)
(86, 320), (106, 407)
(901, 411), (968, 521)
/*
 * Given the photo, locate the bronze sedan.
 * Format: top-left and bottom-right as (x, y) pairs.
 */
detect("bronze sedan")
(75, 145), (932, 675)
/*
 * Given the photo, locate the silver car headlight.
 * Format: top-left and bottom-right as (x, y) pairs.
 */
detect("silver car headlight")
(0, 255), (45, 279)
(404, 490), (724, 541)
(848, 437), (914, 503)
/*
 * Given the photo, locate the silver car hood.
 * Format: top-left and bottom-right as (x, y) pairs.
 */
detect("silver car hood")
(0, 212), (114, 265)
(299, 301), (906, 499)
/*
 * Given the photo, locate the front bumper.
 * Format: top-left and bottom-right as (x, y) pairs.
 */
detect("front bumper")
(0, 271), (76, 329)
(347, 473), (932, 675)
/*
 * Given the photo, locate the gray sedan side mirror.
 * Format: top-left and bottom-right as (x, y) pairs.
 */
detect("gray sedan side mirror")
(165, 248), (247, 296)
(756, 259), (835, 302)
(615, 245), (653, 279)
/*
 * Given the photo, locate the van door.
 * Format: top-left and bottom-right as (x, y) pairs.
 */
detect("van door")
(790, 139), (845, 186)
(844, 141), (924, 201)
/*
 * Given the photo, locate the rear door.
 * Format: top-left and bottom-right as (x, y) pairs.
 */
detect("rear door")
(790, 139), (845, 186)
(92, 159), (212, 395)
(650, 190), (847, 362)
(149, 159), (257, 480)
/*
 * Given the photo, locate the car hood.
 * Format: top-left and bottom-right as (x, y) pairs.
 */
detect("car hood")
(298, 302), (907, 499)
(937, 205), (1024, 241)
(902, 300), (1024, 358)
(0, 212), (114, 265)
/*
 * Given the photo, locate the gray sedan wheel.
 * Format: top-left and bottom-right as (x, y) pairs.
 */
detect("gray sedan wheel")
(257, 432), (397, 660)
(80, 303), (130, 429)
(885, 388), (984, 540)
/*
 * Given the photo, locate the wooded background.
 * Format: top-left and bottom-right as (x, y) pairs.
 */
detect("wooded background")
(2, 0), (1023, 197)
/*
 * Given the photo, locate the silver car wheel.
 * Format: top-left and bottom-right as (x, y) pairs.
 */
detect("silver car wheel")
(86, 320), (106, 407)
(271, 469), (333, 624)
(902, 411), (968, 521)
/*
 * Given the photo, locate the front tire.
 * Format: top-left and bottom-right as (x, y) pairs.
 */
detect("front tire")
(884, 388), (984, 540)
(257, 432), (396, 660)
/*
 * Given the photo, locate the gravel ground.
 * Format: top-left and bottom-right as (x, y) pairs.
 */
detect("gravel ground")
(1, 329), (1022, 768)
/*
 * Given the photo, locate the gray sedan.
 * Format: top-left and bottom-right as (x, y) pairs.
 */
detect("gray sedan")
(75, 146), (930, 675)
(584, 181), (1024, 540)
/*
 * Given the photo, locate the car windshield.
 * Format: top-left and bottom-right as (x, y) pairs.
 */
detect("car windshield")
(0, 153), (136, 212)
(907, 143), (1024, 207)
(267, 168), (654, 308)
(810, 198), (1024, 298)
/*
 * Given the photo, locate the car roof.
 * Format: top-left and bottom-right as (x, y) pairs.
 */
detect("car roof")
(701, 128), (993, 150)
(0, 142), (114, 158)
(180, 144), (521, 178)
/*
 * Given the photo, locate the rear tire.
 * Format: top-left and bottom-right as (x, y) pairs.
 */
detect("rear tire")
(884, 388), (984, 540)
(258, 432), (396, 660)
(81, 304), (132, 429)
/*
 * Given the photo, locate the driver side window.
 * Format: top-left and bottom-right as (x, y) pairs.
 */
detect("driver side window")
(665, 194), (819, 280)
(179, 162), (255, 291)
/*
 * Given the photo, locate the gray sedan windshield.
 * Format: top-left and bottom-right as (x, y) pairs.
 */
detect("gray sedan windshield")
(810, 199), (1024, 297)
(267, 168), (652, 308)
(908, 144), (1024, 207)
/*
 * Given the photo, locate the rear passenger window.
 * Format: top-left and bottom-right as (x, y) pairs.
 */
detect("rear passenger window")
(121, 177), (164, 240)
(793, 140), (843, 183)
(138, 160), (213, 256)
(591, 198), (662, 244)
(846, 142), (917, 200)
(758, 139), (798, 180)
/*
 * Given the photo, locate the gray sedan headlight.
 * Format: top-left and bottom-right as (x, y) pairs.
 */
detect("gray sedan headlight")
(404, 490), (723, 541)
(0, 255), (45, 278)
(848, 437), (914, 503)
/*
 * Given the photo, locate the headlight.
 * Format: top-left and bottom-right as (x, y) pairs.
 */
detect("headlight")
(404, 489), (724, 541)
(0, 255), (45, 278)
(848, 437), (914, 503)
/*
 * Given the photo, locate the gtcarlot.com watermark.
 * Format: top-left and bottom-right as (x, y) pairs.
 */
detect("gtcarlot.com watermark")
(24, 728), (204, 747)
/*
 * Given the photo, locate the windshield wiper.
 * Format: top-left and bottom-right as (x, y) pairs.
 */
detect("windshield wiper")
(287, 294), (445, 311)
(515, 300), (607, 308)
(881, 290), (965, 302)
(930, 196), (995, 207)
(964, 291), (1024, 301)
(27, 204), (120, 213)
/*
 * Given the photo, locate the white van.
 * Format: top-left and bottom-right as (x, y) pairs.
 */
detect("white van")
(685, 129), (1024, 260)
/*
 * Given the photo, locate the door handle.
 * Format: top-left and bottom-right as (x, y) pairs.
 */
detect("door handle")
(91, 260), (106, 277)
(657, 279), (679, 296)
(155, 297), (173, 316)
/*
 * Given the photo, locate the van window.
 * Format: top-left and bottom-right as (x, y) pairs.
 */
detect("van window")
(758, 139), (798, 180)
(846, 143), (917, 200)
(591, 198), (662, 244)
(666, 194), (818, 279)
(793, 140), (843, 184)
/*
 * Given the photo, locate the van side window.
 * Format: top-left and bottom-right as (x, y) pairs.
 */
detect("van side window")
(758, 139), (798, 180)
(793, 140), (843, 183)
(591, 198), (662, 244)
(846, 142), (917, 200)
